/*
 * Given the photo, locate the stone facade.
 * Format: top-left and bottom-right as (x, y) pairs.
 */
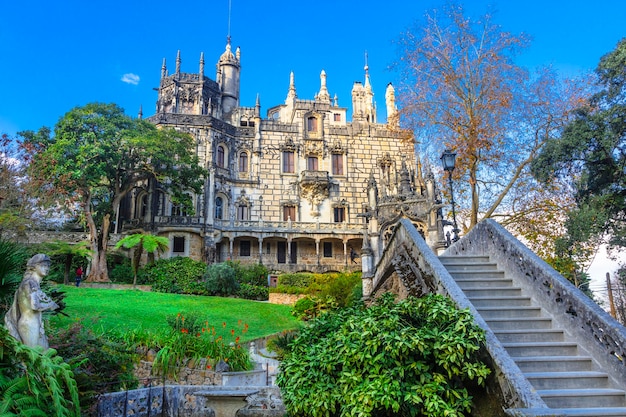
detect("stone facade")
(120, 39), (445, 272)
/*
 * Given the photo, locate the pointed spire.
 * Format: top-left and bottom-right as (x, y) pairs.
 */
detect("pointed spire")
(333, 94), (338, 107)
(175, 50), (181, 74)
(364, 51), (371, 90)
(138, 105), (143, 120)
(199, 52), (205, 78)
(255, 93), (261, 117)
(318, 70), (330, 103)
(161, 58), (167, 79)
(286, 71), (297, 102)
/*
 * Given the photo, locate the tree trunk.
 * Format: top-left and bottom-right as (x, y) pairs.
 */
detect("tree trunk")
(85, 204), (112, 282)
(64, 254), (72, 285)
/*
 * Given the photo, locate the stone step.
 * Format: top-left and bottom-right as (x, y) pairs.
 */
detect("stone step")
(514, 356), (594, 373)
(463, 287), (524, 298)
(537, 388), (626, 408)
(469, 296), (532, 307)
(503, 342), (579, 357)
(442, 263), (499, 272)
(448, 270), (506, 279)
(525, 371), (610, 390)
(493, 329), (564, 343)
(544, 408), (626, 416)
(439, 255), (491, 264)
(454, 277), (513, 288)
(476, 306), (543, 319)
(484, 317), (553, 330)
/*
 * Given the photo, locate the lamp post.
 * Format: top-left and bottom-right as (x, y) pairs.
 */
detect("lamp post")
(440, 149), (460, 243)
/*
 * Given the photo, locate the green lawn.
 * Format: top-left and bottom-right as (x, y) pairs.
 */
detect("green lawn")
(49, 285), (301, 342)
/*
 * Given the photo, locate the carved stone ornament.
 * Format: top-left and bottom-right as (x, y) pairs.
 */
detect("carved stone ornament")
(280, 137), (297, 152)
(304, 140), (324, 157)
(299, 172), (330, 213)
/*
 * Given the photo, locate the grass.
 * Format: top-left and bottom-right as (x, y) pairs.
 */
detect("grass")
(49, 285), (301, 342)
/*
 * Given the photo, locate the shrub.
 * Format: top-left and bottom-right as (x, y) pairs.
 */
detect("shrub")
(277, 272), (315, 288)
(278, 293), (490, 417)
(146, 257), (207, 294)
(237, 283), (269, 300)
(266, 330), (299, 360)
(0, 239), (29, 316)
(108, 261), (134, 284)
(149, 313), (253, 378)
(204, 262), (239, 296)
(1, 325), (80, 416)
(227, 261), (269, 286)
(291, 295), (337, 320)
(319, 272), (362, 308)
(49, 322), (137, 416)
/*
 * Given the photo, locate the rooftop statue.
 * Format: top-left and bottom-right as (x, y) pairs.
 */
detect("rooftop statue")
(4, 254), (59, 349)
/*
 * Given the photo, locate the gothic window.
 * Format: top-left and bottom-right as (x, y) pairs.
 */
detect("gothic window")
(331, 154), (344, 175)
(240, 240), (251, 257)
(215, 197), (223, 219)
(323, 242), (332, 257)
(237, 204), (249, 221)
(139, 194), (148, 217)
(283, 151), (295, 173)
(307, 156), (319, 171)
(307, 116), (318, 132)
(238, 152), (249, 173)
(283, 205), (296, 221)
(171, 203), (188, 217)
(334, 207), (345, 223)
(217, 145), (225, 168)
(173, 236), (185, 254)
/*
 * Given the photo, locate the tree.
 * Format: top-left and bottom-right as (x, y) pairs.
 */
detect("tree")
(20, 103), (205, 282)
(531, 39), (626, 271)
(396, 4), (585, 236)
(114, 232), (169, 287)
(42, 240), (92, 285)
(277, 293), (490, 417)
(0, 133), (34, 237)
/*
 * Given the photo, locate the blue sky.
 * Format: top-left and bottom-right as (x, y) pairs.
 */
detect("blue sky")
(1, 1), (624, 137)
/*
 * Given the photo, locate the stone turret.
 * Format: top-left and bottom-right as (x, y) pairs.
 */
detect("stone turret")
(385, 83), (398, 126)
(216, 38), (241, 118)
(352, 63), (376, 123)
(317, 70), (331, 103)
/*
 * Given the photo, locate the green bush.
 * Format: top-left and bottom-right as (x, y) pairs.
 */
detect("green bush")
(146, 257), (207, 294)
(108, 261), (134, 284)
(291, 295), (337, 320)
(278, 272), (315, 288)
(0, 239), (29, 316)
(204, 262), (239, 296)
(1, 326), (80, 416)
(227, 261), (269, 286)
(319, 272), (362, 308)
(278, 293), (490, 417)
(49, 322), (137, 416)
(237, 283), (269, 301)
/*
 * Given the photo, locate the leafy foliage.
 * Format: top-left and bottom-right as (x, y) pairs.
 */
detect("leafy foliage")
(237, 283), (269, 300)
(204, 262), (239, 296)
(48, 322), (137, 415)
(396, 4), (585, 237)
(145, 256), (207, 294)
(115, 232), (169, 287)
(532, 38), (626, 258)
(226, 260), (268, 286)
(0, 238), (29, 317)
(20, 103), (206, 281)
(0, 326), (80, 416)
(278, 293), (490, 417)
(147, 312), (252, 378)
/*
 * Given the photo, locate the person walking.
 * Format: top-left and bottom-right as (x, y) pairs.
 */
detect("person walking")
(75, 266), (83, 287)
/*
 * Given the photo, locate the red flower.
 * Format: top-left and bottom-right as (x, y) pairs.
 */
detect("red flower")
(222, 322), (226, 328)
(181, 328), (188, 334)
(207, 364), (212, 369)
(235, 336), (240, 343)
(231, 329), (235, 336)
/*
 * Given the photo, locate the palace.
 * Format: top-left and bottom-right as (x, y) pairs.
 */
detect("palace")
(120, 39), (445, 272)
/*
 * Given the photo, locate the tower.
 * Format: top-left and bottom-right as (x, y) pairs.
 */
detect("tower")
(216, 38), (241, 119)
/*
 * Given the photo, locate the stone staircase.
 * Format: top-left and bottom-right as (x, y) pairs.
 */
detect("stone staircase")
(440, 255), (626, 417)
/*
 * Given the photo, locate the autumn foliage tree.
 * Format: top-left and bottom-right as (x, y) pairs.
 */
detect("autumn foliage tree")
(395, 4), (587, 244)
(20, 103), (205, 282)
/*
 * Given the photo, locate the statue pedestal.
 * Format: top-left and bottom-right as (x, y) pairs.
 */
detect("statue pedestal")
(194, 389), (258, 417)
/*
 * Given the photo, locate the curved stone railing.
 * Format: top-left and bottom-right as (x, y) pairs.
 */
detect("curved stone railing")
(445, 219), (626, 387)
(369, 218), (548, 413)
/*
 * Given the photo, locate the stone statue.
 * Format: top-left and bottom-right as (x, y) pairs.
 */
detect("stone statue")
(4, 254), (59, 349)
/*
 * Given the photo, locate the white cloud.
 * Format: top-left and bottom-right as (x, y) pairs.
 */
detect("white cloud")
(121, 73), (140, 85)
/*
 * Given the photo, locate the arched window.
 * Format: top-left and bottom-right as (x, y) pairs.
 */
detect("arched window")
(215, 197), (223, 219)
(238, 152), (249, 172)
(307, 116), (318, 132)
(217, 145), (225, 168)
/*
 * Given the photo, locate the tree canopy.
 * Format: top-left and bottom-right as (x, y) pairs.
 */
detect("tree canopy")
(395, 4), (586, 245)
(20, 103), (205, 281)
(531, 38), (626, 255)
